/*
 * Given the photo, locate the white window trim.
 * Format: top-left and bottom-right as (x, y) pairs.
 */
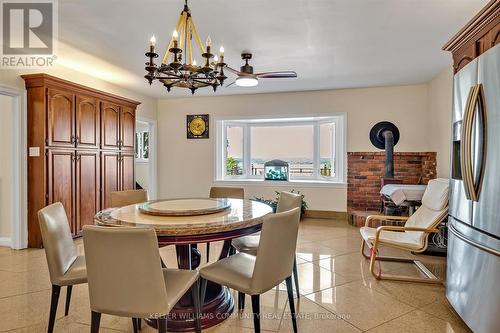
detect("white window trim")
(215, 113), (346, 185)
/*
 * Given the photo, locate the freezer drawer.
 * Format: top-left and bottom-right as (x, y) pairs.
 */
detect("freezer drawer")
(447, 221), (500, 333)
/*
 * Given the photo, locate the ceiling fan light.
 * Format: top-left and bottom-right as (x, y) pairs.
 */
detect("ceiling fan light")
(235, 77), (258, 87)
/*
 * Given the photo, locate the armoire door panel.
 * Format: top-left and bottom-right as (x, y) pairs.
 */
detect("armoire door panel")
(76, 151), (100, 234)
(47, 150), (75, 234)
(101, 151), (120, 209)
(120, 106), (135, 151)
(47, 89), (75, 147)
(101, 102), (120, 150)
(76, 95), (99, 149)
(121, 152), (135, 191)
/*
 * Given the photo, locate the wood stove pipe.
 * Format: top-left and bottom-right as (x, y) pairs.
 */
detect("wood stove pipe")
(369, 121), (400, 178)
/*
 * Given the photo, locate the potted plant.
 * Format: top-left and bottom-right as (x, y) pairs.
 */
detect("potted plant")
(253, 189), (308, 217)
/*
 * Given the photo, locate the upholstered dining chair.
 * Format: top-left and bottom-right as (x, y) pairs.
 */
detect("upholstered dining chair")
(38, 202), (87, 333)
(206, 186), (244, 262)
(110, 189), (148, 207)
(200, 207), (301, 333)
(83, 226), (201, 333)
(232, 191), (302, 298)
(360, 178), (449, 283)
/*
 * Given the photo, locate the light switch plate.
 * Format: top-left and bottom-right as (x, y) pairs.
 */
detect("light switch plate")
(29, 147), (40, 157)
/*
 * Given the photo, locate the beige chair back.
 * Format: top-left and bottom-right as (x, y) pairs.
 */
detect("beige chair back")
(110, 189), (148, 207)
(209, 187), (244, 199)
(38, 202), (78, 286)
(251, 207), (301, 294)
(405, 178), (449, 245)
(83, 226), (169, 318)
(276, 191), (302, 213)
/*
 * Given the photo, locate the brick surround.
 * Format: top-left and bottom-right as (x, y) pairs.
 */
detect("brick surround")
(347, 152), (437, 212)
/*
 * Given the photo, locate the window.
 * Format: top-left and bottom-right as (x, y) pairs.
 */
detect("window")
(216, 115), (345, 183)
(135, 131), (150, 162)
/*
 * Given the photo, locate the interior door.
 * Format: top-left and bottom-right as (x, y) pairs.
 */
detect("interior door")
(75, 150), (100, 234)
(47, 149), (75, 234)
(101, 102), (120, 150)
(120, 106), (135, 151)
(101, 151), (120, 208)
(472, 45), (500, 238)
(47, 89), (75, 148)
(120, 152), (135, 191)
(76, 95), (99, 149)
(449, 58), (477, 225)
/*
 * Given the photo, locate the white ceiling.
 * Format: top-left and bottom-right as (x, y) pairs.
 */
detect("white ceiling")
(58, 0), (488, 98)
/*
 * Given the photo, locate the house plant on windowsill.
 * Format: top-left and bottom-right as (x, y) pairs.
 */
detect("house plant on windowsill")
(253, 190), (308, 217)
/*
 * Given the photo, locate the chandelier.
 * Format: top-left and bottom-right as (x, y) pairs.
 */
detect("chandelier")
(144, 0), (227, 94)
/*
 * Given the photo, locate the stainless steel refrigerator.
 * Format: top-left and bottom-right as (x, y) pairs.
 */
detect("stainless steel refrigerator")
(447, 44), (500, 333)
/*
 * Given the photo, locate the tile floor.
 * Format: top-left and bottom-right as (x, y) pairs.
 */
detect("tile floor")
(0, 218), (471, 332)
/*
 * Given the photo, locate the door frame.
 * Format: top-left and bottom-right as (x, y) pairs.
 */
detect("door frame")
(136, 116), (158, 199)
(0, 85), (27, 249)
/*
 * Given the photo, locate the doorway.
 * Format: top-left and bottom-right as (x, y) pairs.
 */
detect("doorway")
(0, 86), (27, 249)
(135, 118), (157, 199)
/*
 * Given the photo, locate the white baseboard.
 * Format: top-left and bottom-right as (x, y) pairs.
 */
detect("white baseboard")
(0, 237), (12, 247)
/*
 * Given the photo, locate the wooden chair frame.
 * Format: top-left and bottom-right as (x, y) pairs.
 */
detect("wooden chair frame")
(360, 214), (446, 284)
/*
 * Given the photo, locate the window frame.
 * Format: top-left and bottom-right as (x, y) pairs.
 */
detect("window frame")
(135, 130), (150, 163)
(215, 114), (346, 184)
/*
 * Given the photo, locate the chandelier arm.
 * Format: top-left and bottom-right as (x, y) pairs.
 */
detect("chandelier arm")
(189, 17), (206, 54)
(187, 17), (193, 65)
(178, 12), (186, 55)
(162, 12), (186, 64)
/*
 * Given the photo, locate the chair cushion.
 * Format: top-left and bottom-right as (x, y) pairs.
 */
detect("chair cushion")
(163, 269), (199, 310)
(360, 227), (424, 250)
(58, 255), (87, 286)
(422, 178), (449, 211)
(232, 235), (259, 256)
(200, 253), (256, 295)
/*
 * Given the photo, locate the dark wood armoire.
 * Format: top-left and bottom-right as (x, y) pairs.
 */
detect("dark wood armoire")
(22, 74), (140, 248)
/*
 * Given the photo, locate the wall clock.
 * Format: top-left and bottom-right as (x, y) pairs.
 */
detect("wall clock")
(187, 114), (209, 139)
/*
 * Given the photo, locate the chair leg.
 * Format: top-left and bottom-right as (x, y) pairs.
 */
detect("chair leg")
(200, 278), (207, 304)
(132, 318), (139, 333)
(64, 285), (72, 316)
(251, 295), (261, 333)
(137, 318), (141, 330)
(190, 280), (202, 333)
(238, 292), (245, 311)
(292, 257), (300, 298)
(206, 242), (210, 262)
(90, 311), (101, 333)
(158, 317), (167, 333)
(285, 277), (298, 333)
(47, 285), (60, 333)
(360, 240), (371, 259)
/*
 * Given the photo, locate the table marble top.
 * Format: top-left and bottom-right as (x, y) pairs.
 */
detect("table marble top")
(94, 198), (273, 237)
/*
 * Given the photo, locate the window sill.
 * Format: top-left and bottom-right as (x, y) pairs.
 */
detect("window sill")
(213, 179), (347, 188)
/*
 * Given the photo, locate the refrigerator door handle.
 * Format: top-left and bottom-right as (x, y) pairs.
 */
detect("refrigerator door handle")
(470, 83), (487, 201)
(460, 85), (476, 201)
(449, 224), (500, 257)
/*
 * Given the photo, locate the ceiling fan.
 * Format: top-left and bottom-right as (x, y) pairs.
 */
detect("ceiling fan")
(224, 52), (297, 87)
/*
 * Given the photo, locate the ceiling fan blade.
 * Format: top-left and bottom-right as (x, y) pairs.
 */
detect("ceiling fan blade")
(255, 71), (297, 79)
(224, 65), (242, 75)
(225, 81), (236, 88)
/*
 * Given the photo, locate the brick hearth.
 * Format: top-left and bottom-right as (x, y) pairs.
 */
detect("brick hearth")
(347, 152), (437, 214)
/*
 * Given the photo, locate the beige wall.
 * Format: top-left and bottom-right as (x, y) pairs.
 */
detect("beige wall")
(428, 67), (453, 178)
(157, 84), (432, 211)
(0, 95), (13, 238)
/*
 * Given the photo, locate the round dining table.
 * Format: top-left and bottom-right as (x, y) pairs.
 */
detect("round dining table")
(94, 198), (273, 332)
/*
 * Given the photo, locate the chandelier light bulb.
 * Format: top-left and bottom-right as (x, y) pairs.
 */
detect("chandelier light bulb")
(219, 45), (224, 55)
(172, 30), (179, 41)
(214, 55), (219, 63)
(150, 35), (156, 47)
(192, 59), (197, 66)
(206, 35), (212, 47)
